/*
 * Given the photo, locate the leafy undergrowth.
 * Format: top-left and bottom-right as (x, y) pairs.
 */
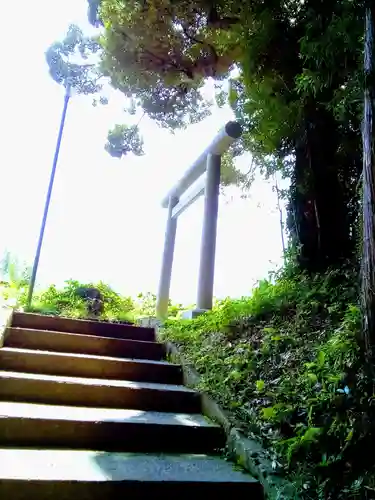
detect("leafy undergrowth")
(0, 279), (183, 322)
(160, 263), (375, 499)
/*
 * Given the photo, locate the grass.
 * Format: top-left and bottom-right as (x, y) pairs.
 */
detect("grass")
(159, 262), (373, 499)
(0, 279), (184, 322)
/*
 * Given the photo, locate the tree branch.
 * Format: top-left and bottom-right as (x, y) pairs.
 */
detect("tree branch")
(118, 28), (194, 80)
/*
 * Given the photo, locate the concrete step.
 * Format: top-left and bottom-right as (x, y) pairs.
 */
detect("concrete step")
(0, 449), (263, 499)
(5, 328), (165, 360)
(0, 371), (201, 413)
(0, 347), (182, 384)
(0, 402), (225, 453)
(11, 312), (155, 342)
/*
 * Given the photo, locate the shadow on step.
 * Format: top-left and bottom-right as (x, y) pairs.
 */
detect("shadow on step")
(83, 410), (226, 454)
(0, 401), (226, 454)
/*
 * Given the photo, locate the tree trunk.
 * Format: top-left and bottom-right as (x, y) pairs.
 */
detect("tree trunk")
(289, 105), (353, 272)
(361, 3), (375, 361)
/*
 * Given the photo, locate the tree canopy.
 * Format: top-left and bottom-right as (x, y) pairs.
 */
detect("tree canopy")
(46, 24), (103, 94)
(45, 23), (144, 157)
(89, 0), (241, 128)
(105, 123), (145, 158)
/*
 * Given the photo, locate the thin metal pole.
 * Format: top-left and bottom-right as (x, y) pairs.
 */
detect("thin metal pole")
(27, 86), (71, 307)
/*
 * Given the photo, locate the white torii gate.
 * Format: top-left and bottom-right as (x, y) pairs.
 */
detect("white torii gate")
(156, 121), (242, 319)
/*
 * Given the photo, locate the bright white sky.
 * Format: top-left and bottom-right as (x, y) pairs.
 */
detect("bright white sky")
(0, 0), (286, 305)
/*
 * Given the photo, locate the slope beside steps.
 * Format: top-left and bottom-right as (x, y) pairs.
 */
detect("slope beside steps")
(0, 312), (263, 499)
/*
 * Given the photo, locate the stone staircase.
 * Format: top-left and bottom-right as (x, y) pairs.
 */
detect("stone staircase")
(0, 312), (263, 498)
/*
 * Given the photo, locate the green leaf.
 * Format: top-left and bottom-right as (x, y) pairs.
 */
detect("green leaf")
(307, 372), (318, 383)
(229, 370), (242, 381)
(262, 406), (277, 420)
(256, 379), (265, 392)
(317, 351), (325, 368)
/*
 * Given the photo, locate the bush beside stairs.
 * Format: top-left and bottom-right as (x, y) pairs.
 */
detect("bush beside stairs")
(0, 312), (263, 499)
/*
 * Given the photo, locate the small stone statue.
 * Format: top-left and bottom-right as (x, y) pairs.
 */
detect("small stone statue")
(75, 287), (104, 318)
